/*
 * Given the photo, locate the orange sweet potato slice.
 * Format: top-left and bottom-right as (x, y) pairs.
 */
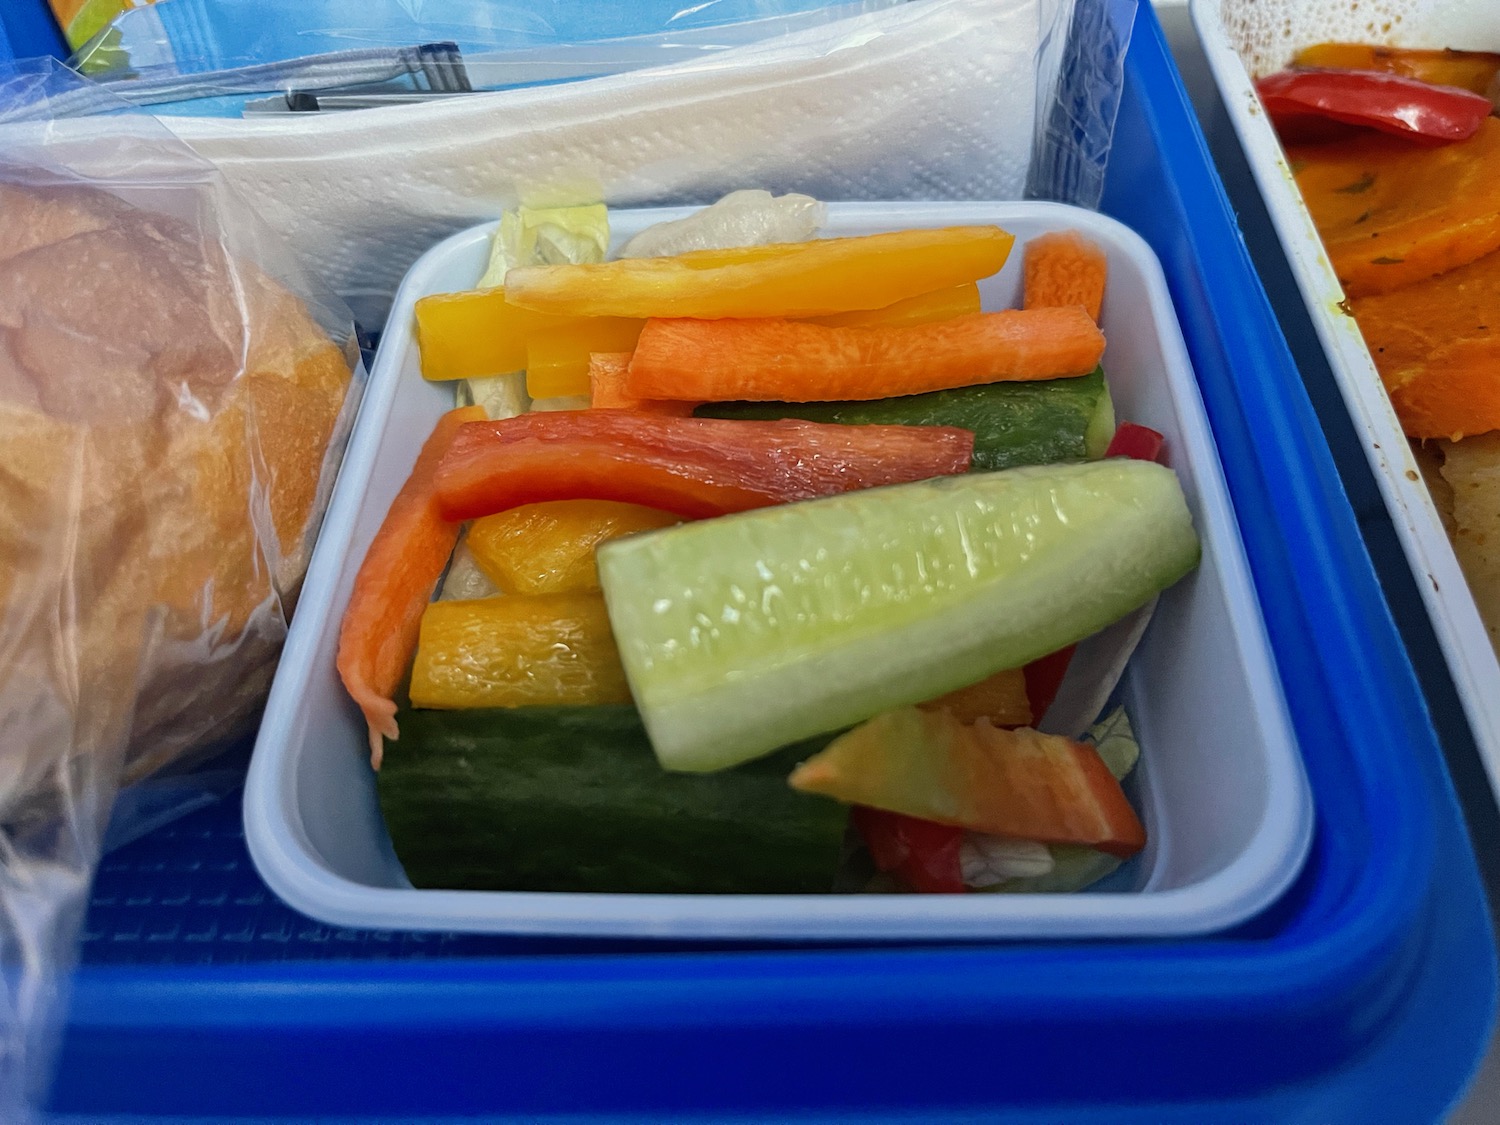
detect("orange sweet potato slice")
(1349, 245), (1500, 440)
(1289, 117), (1500, 298)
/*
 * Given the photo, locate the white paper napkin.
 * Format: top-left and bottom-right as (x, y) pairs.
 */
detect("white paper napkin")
(159, 0), (1043, 320)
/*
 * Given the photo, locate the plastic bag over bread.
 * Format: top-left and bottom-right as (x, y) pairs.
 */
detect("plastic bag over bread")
(0, 60), (359, 1115)
(0, 180), (355, 789)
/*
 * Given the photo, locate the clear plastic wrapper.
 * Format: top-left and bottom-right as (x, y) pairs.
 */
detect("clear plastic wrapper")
(66, 0), (884, 66)
(0, 59), (360, 1116)
(66, 0), (903, 116)
(1029, 0), (1138, 208)
(98, 0), (1137, 325)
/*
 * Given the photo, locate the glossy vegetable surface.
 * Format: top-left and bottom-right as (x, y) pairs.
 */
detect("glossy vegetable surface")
(465, 500), (679, 596)
(695, 368), (1113, 473)
(1288, 117), (1500, 297)
(599, 459), (1199, 773)
(1349, 245), (1500, 440)
(503, 226), (1015, 319)
(525, 317), (645, 398)
(409, 594), (631, 709)
(1291, 42), (1500, 97)
(416, 290), (564, 381)
(433, 411), (974, 522)
(1257, 67), (1492, 144)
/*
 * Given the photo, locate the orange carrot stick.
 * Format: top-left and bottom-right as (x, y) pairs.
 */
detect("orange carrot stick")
(336, 404), (486, 768)
(588, 352), (697, 415)
(1024, 230), (1108, 323)
(624, 308), (1105, 404)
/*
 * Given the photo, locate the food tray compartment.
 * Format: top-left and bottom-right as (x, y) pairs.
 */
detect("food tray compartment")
(1190, 0), (1500, 810)
(242, 199), (1312, 941)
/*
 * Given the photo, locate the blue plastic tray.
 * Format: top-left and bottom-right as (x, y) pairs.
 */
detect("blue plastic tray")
(0, 1), (66, 63)
(19, 4), (1500, 1121)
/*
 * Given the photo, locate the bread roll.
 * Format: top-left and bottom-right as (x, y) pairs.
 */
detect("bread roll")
(0, 181), (353, 814)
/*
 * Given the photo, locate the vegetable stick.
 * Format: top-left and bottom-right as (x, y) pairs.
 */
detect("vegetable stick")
(336, 405), (486, 768)
(504, 226), (1015, 319)
(790, 708), (1146, 858)
(807, 283), (981, 328)
(433, 411), (974, 522)
(525, 318), (645, 398)
(625, 307), (1105, 403)
(1024, 230), (1108, 323)
(588, 352), (697, 415)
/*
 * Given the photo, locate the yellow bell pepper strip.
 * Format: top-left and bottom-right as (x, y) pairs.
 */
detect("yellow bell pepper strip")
(409, 594), (632, 709)
(806, 283), (981, 329)
(415, 289), (568, 382)
(336, 405), (487, 767)
(503, 226), (1016, 319)
(524, 317), (646, 398)
(466, 500), (679, 596)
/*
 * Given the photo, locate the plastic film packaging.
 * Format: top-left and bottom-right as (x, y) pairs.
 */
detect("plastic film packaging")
(66, 0), (905, 114)
(0, 59), (360, 1116)
(50, 0), (1136, 324)
(64, 0), (892, 73)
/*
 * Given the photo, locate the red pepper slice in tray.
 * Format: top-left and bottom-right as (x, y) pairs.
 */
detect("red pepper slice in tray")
(853, 807), (967, 895)
(1255, 68), (1493, 145)
(338, 405), (488, 766)
(433, 410), (975, 522)
(1104, 421), (1166, 464)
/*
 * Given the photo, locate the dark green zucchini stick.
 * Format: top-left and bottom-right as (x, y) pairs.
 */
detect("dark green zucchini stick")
(696, 368), (1114, 473)
(379, 704), (847, 894)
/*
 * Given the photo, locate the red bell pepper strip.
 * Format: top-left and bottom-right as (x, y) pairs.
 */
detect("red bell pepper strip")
(1104, 421), (1165, 464)
(852, 806), (967, 895)
(433, 411), (975, 522)
(337, 405), (487, 768)
(1255, 68), (1492, 145)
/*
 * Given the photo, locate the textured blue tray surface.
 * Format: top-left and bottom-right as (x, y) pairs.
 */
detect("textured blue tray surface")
(36, 4), (1500, 1122)
(83, 789), (494, 966)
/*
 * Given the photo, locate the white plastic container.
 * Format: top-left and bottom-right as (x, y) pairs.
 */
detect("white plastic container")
(243, 201), (1312, 940)
(1189, 0), (1500, 809)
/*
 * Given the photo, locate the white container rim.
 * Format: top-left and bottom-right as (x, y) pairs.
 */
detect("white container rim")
(1189, 0), (1500, 815)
